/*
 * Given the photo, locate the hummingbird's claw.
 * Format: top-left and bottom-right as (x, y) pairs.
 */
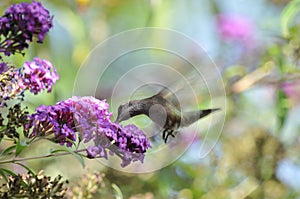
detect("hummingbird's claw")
(162, 129), (167, 141)
(162, 129), (175, 143)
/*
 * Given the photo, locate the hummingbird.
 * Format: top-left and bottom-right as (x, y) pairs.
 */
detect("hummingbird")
(115, 88), (220, 143)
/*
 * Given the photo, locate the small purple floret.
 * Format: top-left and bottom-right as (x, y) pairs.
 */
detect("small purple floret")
(86, 146), (100, 158)
(0, 62), (8, 74)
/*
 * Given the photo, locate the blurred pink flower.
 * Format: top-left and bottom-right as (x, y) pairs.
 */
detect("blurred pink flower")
(281, 81), (300, 99)
(217, 14), (254, 45)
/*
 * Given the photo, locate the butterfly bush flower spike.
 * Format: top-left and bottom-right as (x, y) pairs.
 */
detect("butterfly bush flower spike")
(27, 96), (151, 167)
(0, 1), (53, 57)
(22, 58), (59, 95)
(27, 99), (76, 147)
(71, 96), (151, 167)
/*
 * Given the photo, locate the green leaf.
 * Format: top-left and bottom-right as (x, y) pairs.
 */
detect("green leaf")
(50, 149), (68, 154)
(276, 89), (289, 131)
(0, 169), (8, 181)
(0, 126), (5, 132)
(14, 162), (35, 175)
(0, 126), (5, 143)
(281, 0), (300, 37)
(0, 168), (17, 181)
(50, 148), (85, 168)
(15, 140), (27, 156)
(67, 149), (85, 168)
(0, 145), (16, 157)
(112, 183), (123, 199)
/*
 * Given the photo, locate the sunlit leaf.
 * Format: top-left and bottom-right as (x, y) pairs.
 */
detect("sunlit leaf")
(281, 0), (300, 37)
(112, 183), (123, 199)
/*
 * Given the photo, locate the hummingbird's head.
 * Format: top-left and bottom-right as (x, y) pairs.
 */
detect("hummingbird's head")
(115, 102), (133, 123)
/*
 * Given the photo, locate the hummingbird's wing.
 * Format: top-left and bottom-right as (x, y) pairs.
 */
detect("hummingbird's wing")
(156, 86), (181, 111)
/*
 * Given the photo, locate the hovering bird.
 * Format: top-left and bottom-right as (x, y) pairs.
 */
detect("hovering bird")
(115, 87), (220, 143)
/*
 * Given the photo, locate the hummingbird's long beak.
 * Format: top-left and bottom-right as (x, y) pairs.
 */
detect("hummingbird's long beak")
(115, 115), (121, 123)
(115, 111), (127, 123)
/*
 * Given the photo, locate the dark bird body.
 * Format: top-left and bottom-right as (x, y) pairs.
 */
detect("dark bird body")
(116, 89), (220, 143)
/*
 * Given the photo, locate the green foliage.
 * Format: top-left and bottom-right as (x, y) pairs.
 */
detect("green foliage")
(56, 148), (86, 168)
(276, 89), (289, 130)
(15, 140), (27, 157)
(281, 0), (300, 37)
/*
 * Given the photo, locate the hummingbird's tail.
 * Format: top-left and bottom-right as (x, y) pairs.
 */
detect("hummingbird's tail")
(199, 108), (221, 118)
(181, 108), (221, 127)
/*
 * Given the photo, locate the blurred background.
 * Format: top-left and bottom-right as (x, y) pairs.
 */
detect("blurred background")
(2, 0), (300, 198)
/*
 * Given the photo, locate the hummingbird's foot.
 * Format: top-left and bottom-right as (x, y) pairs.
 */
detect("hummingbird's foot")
(162, 129), (175, 143)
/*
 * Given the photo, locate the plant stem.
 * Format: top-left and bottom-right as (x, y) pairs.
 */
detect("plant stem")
(0, 149), (87, 164)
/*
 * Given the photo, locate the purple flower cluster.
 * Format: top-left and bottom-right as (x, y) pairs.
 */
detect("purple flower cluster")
(21, 58), (59, 95)
(86, 123), (151, 167)
(71, 96), (112, 142)
(71, 96), (151, 167)
(217, 14), (254, 45)
(27, 99), (76, 147)
(0, 1), (53, 57)
(27, 96), (151, 167)
(0, 1), (55, 104)
(0, 58), (58, 106)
